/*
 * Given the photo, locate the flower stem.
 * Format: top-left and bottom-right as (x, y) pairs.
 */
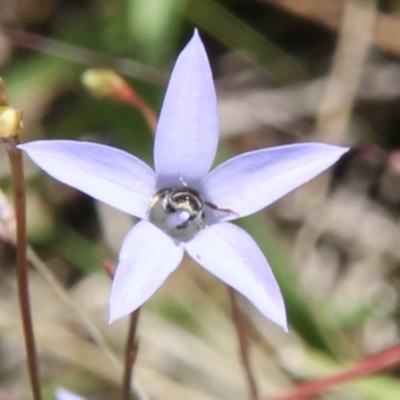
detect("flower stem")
(227, 286), (258, 400)
(4, 136), (42, 400)
(81, 69), (158, 134)
(102, 261), (143, 400)
(122, 308), (141, 400)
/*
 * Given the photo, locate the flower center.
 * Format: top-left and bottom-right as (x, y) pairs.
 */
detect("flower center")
(148, 187), (205, 241)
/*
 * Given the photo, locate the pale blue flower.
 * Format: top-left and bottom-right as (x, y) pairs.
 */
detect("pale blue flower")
(55, 388), (86, 400)
(19, 31), (348, 331)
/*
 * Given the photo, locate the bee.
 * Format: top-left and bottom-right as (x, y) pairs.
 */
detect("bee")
(159, 187), (204, 229)
(149, 187), (237, 238)
(149, 187), (205, 231)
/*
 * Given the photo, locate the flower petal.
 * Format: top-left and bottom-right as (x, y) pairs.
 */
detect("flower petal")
(55, 388), (87, 400)
(184, 222), (287, 330)
(109, 220), (184, 322)
(19, 140), (156, 218)
(154, 30), (219, 188)
(202, 143), (348, 221)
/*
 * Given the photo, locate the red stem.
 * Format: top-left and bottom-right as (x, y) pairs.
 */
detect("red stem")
(122, 309), (141, 400)
(228, 286), (259, 400)
(267, 342), (400, 400)
(5, 137), (42, 400)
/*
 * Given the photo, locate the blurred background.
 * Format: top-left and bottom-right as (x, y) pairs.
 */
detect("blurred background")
(2, 0), (400, 399)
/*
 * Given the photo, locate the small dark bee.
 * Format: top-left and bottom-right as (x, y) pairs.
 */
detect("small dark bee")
(156, 187), (205, 229)
(148, 187), (237, 239)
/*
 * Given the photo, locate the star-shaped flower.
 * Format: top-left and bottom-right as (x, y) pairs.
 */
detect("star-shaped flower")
(19, 31), (348, 331)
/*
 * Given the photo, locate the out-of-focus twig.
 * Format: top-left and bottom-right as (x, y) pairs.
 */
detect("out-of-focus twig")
(316, 0), (376, 144)
(0, 27), (167, 85)
(266, 342), (400, 400)
(263, 0), (400, 59)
